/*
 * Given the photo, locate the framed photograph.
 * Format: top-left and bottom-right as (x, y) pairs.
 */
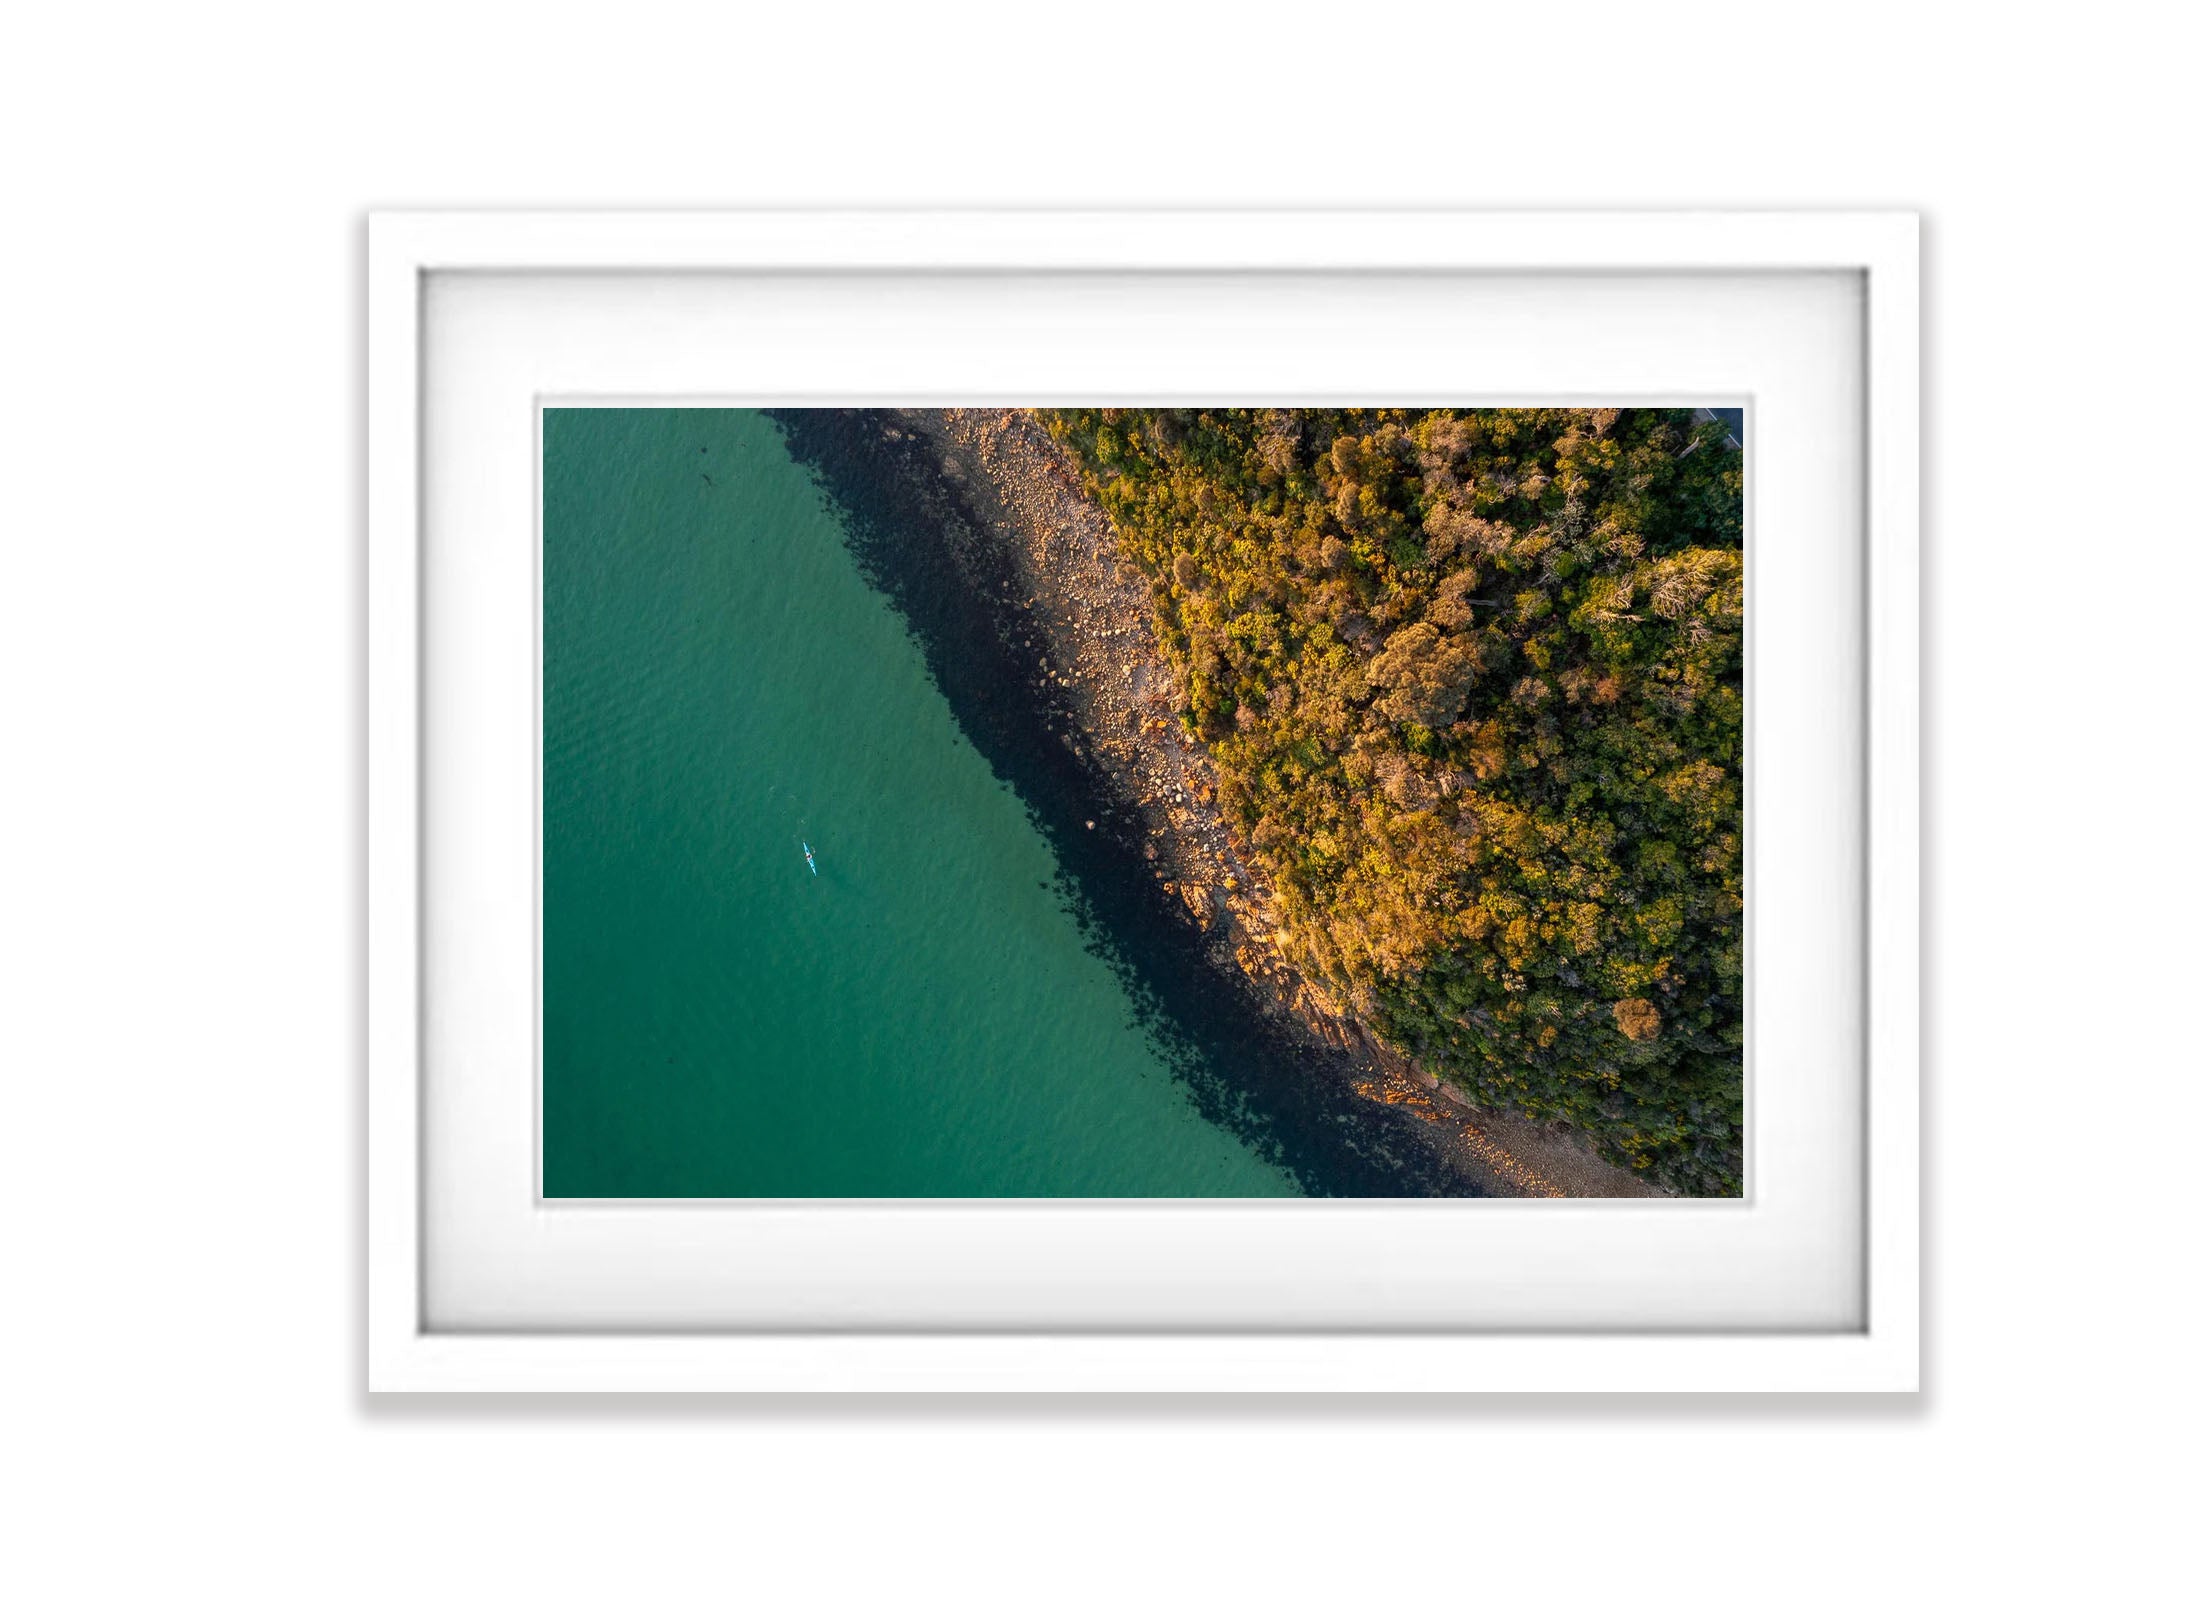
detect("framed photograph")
(368, 211), (1917, 1391)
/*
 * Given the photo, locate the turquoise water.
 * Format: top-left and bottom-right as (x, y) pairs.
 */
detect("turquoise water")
(542, 407), (1298, 1197)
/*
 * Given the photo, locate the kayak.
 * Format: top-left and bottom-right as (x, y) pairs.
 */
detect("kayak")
(803, 841), (817, 876)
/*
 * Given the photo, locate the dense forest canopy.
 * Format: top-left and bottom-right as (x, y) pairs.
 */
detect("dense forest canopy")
(1043, 407), (1744, 1194)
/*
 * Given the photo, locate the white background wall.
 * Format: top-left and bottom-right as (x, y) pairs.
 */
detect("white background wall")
(1, 3), (2190, 1594)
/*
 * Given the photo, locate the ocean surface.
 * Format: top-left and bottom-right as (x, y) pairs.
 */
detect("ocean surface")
(543, 407), (1302, 1197)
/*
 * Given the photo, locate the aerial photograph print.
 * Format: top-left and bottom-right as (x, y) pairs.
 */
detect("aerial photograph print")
(542, 405), (1744, 1200)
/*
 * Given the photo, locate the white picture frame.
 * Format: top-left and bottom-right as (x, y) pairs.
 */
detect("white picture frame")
(368, 210), (1918, 1392)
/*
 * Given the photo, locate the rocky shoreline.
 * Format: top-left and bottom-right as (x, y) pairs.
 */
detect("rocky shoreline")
(772, 406), (1660, 1199)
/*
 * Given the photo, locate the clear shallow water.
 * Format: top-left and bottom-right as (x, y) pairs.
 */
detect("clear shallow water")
(543, 407), (1298, 1197)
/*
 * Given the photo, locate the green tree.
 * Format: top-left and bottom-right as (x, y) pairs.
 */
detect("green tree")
(1043, 407), (1746, 1194)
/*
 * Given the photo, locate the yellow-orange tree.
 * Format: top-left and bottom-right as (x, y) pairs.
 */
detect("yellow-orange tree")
(1046, 408), (1744, 1194)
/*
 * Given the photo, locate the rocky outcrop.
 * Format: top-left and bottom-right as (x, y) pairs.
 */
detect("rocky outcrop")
(900, 408), (1665, 1201)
